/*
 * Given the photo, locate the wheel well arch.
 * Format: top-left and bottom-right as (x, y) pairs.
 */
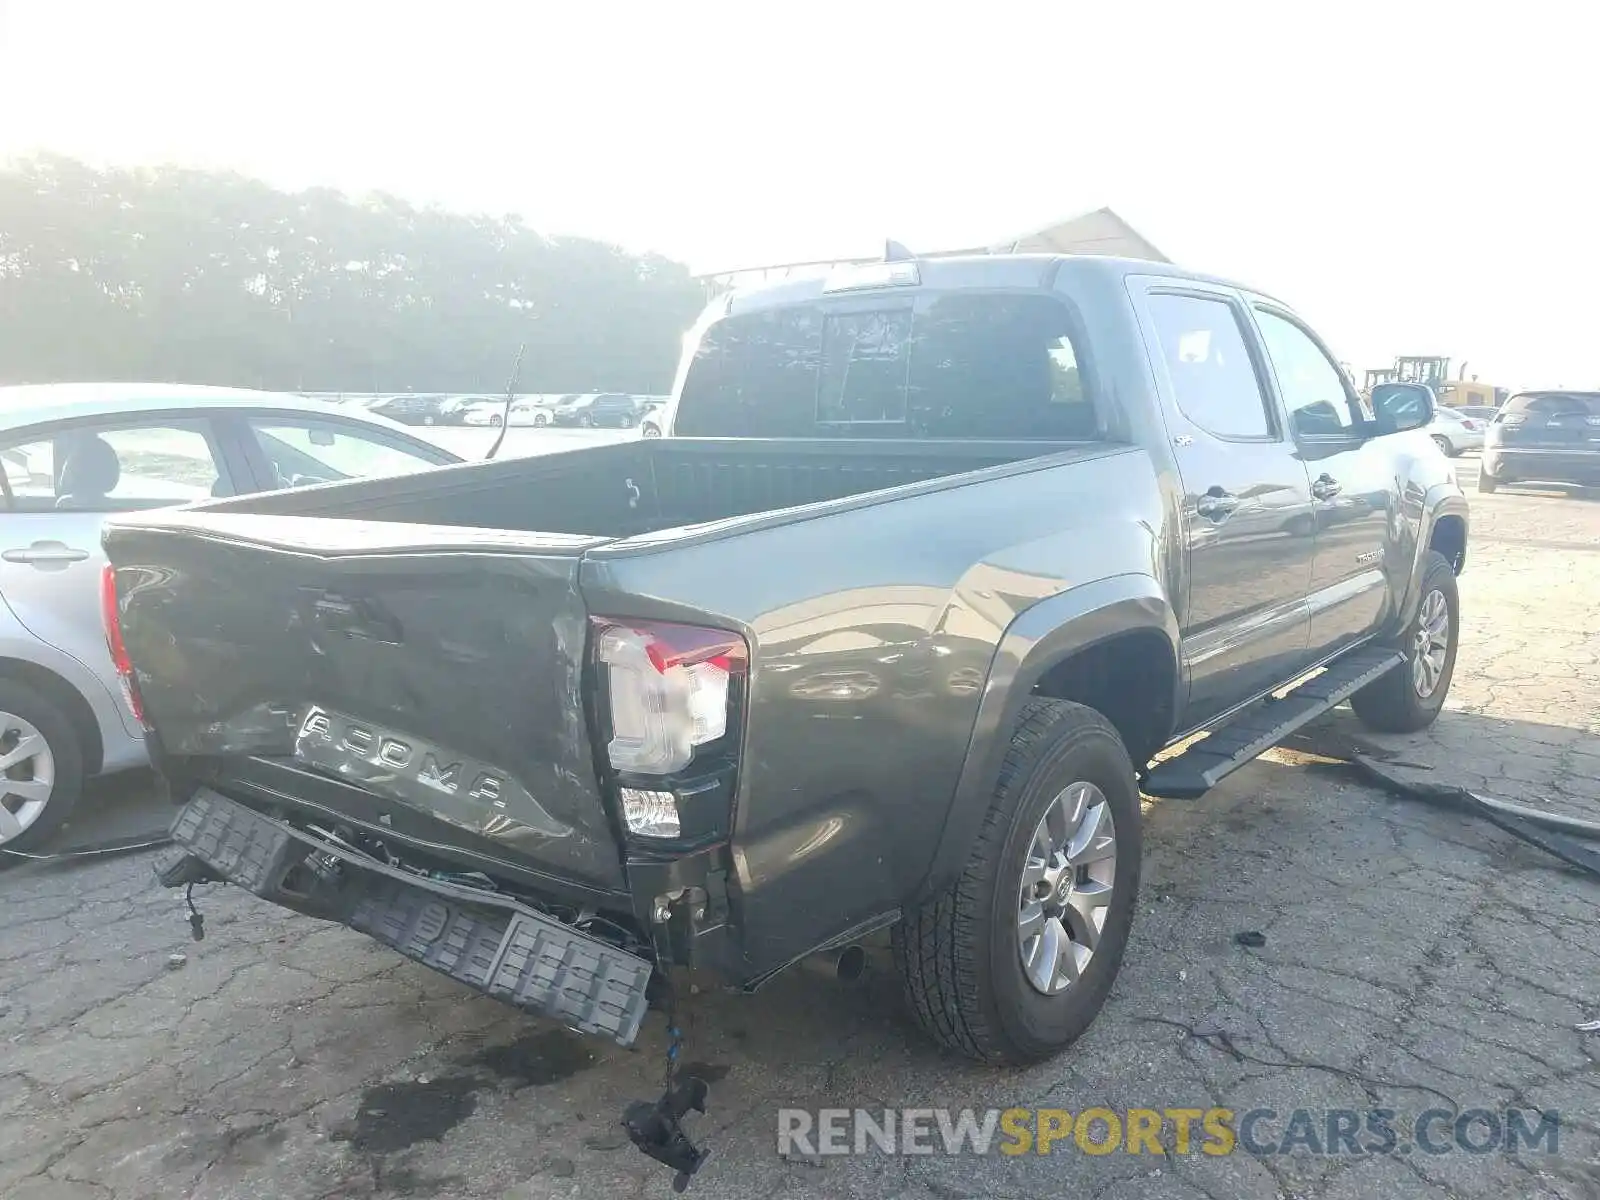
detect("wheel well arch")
(0, 657), (105, 774)
(1030, 627), (1179, 768)
(1430, 513), (1467, 575)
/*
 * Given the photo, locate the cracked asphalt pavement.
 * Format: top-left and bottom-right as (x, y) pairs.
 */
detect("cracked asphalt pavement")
(4, 462), (1597, 1200)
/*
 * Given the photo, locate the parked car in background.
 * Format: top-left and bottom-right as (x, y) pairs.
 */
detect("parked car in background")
(452, 396), (512, 427)
(1426, 405), (1484, 456)
(361, 393), (450, 425)
(637, 397), (668, 438)
(1479, 390), (1600, 493)
(550, 392), (641, 428)
(0, 383), (461, 852)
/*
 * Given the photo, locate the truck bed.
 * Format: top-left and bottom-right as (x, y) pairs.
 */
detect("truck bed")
(205, 437), (1069, 537)
(105, 435), (1099, 904)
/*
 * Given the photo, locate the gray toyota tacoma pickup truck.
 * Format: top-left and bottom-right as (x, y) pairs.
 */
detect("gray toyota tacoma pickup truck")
(105, 254), (1466, 1183)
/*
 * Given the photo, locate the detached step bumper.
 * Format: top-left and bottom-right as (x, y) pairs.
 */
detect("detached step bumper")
(157, 789), (653, 1046)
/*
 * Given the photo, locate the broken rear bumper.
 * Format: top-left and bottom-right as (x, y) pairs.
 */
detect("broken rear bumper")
(155, 789), (653, 1046)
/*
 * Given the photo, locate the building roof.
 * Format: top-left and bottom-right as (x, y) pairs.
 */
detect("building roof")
(981, 207), (1170, 262)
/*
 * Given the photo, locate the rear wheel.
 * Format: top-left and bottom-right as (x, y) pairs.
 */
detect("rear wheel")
(1431, 434), (1455, 457)
(1351, 550), (1459, 733)
(0, 682), (86, 855)
(893, 700), (1141, 1064)
(533, 412), (549, 427)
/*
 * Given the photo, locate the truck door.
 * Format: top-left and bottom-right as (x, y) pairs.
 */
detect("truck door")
(1134, 283), (1316, 726)
(1246, 303), (1397, 661)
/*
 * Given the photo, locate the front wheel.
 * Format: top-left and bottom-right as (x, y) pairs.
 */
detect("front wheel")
(893, 700), (1141, 1065)
(0, 682), (86, 855)
(1350, 550), (1459, 733)
(533, 413), (549, 427)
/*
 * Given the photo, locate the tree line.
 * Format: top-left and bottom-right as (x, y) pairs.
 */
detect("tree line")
(0, 156), (708, 394)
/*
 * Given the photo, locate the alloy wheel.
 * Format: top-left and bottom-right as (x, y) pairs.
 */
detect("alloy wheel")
(0, 713), (55, 845)
(1017, 781), (1117, 995)
(1411, 588), (1450, 697)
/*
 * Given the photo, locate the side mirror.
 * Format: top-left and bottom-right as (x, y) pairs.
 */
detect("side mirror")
(1369, 382), (1434, 435)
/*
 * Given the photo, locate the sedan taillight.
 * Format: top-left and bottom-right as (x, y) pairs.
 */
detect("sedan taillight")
(100, 565), (147, 726)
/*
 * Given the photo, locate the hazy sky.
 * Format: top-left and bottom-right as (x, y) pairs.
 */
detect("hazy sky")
(1, 2), (1592, 387)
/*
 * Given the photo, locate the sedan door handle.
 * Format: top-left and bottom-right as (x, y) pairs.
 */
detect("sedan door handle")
(1195, 489), (1239, 520)
(1311, 474), (1342, 500)
(2, 542), (90, 565)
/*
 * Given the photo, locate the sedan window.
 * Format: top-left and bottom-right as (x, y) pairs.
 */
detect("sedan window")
(0, 421), (230, 511)
(245, 417), (456, 489)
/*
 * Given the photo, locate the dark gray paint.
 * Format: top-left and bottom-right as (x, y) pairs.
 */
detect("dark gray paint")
(105, 254), (1467, 984)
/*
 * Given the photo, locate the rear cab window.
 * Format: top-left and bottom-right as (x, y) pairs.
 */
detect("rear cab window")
(672, 291), (1099, 441)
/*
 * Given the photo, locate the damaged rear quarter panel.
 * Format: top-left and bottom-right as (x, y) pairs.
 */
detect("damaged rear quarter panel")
(581, 444), (1170, 977)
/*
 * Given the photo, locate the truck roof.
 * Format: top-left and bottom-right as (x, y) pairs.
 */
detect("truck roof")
(722, 253), (1280, 315)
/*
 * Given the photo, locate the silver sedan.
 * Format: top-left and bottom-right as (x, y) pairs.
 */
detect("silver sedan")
(1426, 407), (1486, 456)
(0, 384), (460, 853)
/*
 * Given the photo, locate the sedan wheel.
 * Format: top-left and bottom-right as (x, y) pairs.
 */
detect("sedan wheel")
(1431, 434), (1454, 456)
(0, 683), (85, 855)
(0, 714), (54, 846)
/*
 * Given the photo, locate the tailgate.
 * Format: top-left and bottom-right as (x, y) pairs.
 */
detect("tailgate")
(105, 511), (628, 893)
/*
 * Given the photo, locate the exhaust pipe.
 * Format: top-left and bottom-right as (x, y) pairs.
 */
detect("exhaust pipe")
(801, 943), (868, 984)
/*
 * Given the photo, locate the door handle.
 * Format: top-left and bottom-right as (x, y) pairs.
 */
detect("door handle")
(1311, 474), (1342, 500)
(1195, 489), (1239, 520)
(2, 543), (91, 565)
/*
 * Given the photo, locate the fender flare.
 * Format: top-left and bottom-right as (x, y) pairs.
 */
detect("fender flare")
(913, 573), (1180, 902)
(1397, 489), (1470, 627)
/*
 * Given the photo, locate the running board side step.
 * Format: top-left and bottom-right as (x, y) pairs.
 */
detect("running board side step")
(1143, 648), (1407, 800)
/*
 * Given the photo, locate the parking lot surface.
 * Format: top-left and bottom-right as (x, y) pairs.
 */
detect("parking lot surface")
(3, 458), (1597, 1200)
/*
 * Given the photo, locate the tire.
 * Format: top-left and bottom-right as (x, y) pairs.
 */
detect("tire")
(642, 423), (662, 439)
(1350, 550), (1459, 734)
(1477, 467), (1498, 494)
(489, 414), (502, 427)
(1431, 434), (1456, 457)
(533, 413), (549, 427)
(0, 681), (86, 855)
(892, 700), (1141, 1065)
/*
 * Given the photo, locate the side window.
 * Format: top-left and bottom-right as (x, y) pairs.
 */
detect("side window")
(1254, 309), (1360, 437)
(245, 417), (452, 489)
(1, 421), (227, 512)
(1147, 294), (1274, 439)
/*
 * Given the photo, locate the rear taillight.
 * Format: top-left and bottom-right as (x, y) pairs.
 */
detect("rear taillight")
(100, 564), (147, 726)
(1461, 418), (1480, 430)
(593, 619), (747, 778)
